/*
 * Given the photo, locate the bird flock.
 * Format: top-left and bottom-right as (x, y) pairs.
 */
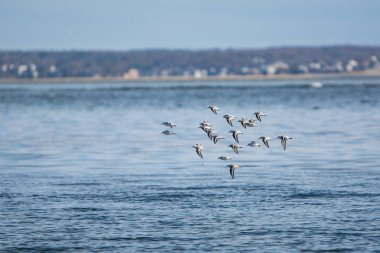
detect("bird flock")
(161, 106), (293, 179)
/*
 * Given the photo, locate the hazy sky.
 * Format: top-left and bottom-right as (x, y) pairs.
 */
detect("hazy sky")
(0, 0), (379, 50)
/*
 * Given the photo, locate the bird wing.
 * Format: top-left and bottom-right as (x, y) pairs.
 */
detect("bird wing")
(264, 139), (269, 148)
(196, 149), (203, 158)
(232, 133), (238, 143)
(256, 114), (261, 122)
(230, 167), (235, 179)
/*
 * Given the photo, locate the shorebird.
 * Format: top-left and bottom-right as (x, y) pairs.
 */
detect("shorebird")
(254, 112), (267, 122)
(223, 114), (236, 127)
(276, 135), (293, 150)
(212, 135), (225, 144)
(238, 118), (249, 129)
(208, 106), (220, 115)
(246, 119), (258, 128)
(199, 125), (212, 133)
(193, 144), (204, 158)
(258, 136), (272, 148)
(207, 130), (217, 140)
(162, 130), (175, 135)
(218, 156), (232, 160)
(227, 164), (240, 179)
(161, 122), (176, 128)
(228, 144), (242, 154)
(229, 130), (243, 143)
(200, 121), (212, 127)
(247, 141), (261, 148)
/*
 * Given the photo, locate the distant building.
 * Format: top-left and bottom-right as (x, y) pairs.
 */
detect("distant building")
(1, 64), (7, 72)
(123, 68), (139, 79)
(29, 63), (38, 78)
(47, 64), (58, 77)
(49, 65), (57, 73)
(208, 67), (218, 76)
(261, 61), (289, 75)
(346, 59), (359, 72)
(240, 66), (251, 75)
(219, 68), (228, 77)
(309, 62), (322, 71)
(194, 69), (207, 79)
(297, 64), (309, 74)
(272, 61), (289, 73)
(369, 55), (379, 68)
(264, 65), (277, 75)
(334, 61), (344, 72)
(17, 64), (28, 76)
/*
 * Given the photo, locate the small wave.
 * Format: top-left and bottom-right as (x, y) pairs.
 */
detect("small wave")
(288, 190), (380, 199)
(51, 182), (106, 186)
(63, 207), (105, 212)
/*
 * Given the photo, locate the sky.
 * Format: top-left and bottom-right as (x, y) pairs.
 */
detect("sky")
(0, 0), (379, 50)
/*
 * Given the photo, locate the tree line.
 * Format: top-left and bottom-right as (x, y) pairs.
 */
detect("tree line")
(1, 46), (380, 78)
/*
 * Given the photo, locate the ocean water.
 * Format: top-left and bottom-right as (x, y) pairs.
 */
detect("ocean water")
(0, 79), (379, 252)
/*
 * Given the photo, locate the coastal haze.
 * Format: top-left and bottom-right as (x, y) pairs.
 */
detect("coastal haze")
(1, 0), (380, 252)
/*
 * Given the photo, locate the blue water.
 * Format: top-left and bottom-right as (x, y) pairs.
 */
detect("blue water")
(0, 79), (379, 252)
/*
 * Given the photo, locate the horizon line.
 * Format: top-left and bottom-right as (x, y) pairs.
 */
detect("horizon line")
(1, 44), (380, 52)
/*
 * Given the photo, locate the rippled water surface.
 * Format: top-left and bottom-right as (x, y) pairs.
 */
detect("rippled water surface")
(0, 79), (380, 252)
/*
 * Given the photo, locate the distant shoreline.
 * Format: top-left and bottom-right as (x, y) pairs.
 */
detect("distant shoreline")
(1, 70), (380, 84)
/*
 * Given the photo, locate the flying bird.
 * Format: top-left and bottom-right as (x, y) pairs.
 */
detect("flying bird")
(193, 144), (204, 158)
(207, 130), (217, 140)
(276, 135), (293, 150)
(258, 136), (272, 148)
(238, 118), (249, 129)
(200, 121), (212, 127)
(162, 130), (175, 135)
(161, 108), (292, 180)
(228, 144), (242, 154)
(223, 114), (236, 127)
(212, 135), (225, 144)
(161, 122), (176, 128)
(254, 112), (267, 122)
(199, 125), (212, 133)
(218, 156), (232, 160)
(247, 141), (261, 148)
(229, 130), (243, 143)
(208, 106), (220, 115)
(227, 164), (240, 179)
(246, 119), (258, 128)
